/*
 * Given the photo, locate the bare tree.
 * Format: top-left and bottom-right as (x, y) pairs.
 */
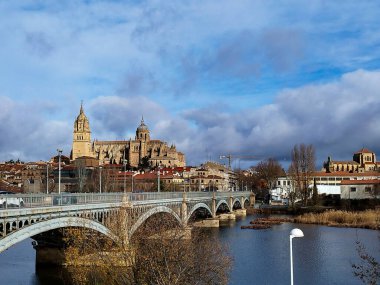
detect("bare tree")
(63, 212), (232, 285)
(247, 158), (284, 200)
(288, 144), (316, 206)
(84, 167), (118, 193)
(352, 239), (380, 285)
(254, 158), (284, 190)
(74, 159), (88, 192)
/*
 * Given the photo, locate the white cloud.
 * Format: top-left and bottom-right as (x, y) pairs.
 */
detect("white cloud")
(1, 70), (380, 167)
(0, 96), (71, 161)
(168, 69), (380, 166)
(0, 1), (380, 167)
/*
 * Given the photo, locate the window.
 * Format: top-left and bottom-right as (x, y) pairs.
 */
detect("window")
(350, 187), (357, 192)
(278, 181), (281, 186)
(287, 181), (290, 186)
(365, 187), (372, 193)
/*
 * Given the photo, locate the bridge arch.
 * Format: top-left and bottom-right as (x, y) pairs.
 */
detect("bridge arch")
(0, 217), (115, 253)
(129, 206), (182, 239)
(186, 203), (213, 224)
(233, 198), (242, 209)
(216, 200), (230, 212)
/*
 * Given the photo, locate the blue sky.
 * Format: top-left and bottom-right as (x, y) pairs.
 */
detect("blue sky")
(1, 0), (380, 168)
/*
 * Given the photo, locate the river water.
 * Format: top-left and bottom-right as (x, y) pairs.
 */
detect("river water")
(0, 214), (379, 285)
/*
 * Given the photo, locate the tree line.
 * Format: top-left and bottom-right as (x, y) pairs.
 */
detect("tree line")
(237, 143), (316, 206)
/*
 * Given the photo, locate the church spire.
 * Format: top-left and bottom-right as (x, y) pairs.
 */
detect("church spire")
(80, 100), (84, 114)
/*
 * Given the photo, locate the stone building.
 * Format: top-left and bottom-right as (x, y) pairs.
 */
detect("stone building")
(323, 148), (380, 173)
(71, 104), (186, 168)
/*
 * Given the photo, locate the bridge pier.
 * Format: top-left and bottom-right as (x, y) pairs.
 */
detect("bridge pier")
(35, 246), (65, 266)
(234, 209), (247, 217)
(33, 230), (66, 266)
(249, 193), (256, 206)
(218, 212), (236, 221)
(228, 197), (234, 213)
(193, 218), (219, 228)
(211, 193), (217, 218)
(181, 192), (188, 225)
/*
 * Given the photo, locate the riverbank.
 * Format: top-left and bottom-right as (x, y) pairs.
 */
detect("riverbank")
(294, 209), (380, 230)
(245, 207), (380, 230)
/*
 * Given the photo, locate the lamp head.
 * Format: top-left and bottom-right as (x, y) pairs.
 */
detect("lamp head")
(290, 228), (304, 238)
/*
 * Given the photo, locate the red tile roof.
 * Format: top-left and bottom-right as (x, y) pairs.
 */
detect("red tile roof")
(313, 171), (380, 177)
(331, 161), (359, 165)
(340, 179), (380, 185)
(355, 148), (374, 154)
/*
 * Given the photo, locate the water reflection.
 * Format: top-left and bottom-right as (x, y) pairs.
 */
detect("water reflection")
(0, 215), (379, 285)
(219, 215), (380, 285)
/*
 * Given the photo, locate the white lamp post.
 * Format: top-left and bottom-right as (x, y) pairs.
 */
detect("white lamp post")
(99, 166), (102, 193)
(290, 228), (304, 285)
(46, 162), (49, 194)
(123, 159), (127, 193)
(157, 164), (161, 192)
(57, 149), (63, 194)
(131, 172), (135, 193)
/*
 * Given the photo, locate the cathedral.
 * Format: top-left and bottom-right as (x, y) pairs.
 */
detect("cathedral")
(71, 104), (186, 168)
(323, 148), (379, 173)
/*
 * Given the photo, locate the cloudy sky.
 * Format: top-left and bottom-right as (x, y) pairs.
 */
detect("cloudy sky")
(1, 0), (380, 168)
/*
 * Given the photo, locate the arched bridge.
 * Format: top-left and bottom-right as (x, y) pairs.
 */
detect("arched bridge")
(0, 191), (253, 252)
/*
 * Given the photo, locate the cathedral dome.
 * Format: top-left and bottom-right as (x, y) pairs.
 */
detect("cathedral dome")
(135, 116), (150, 141)
(137, 117), (149, 132)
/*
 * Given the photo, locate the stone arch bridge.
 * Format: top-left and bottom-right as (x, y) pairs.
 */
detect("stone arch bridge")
(0, 191), (254, 254)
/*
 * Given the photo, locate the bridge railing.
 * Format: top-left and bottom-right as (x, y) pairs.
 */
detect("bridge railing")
(0, 192), (125, 209)
(0, 191), (252, 209)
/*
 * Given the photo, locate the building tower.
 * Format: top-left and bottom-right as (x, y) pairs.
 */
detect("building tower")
(135, 116), (150, 142)
(134, 117), (150, 165)
(71, 103), (92, 160)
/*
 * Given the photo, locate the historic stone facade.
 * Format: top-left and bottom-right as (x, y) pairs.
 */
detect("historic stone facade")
(71, 104), (186, 168)
(323, 148), (379, 173)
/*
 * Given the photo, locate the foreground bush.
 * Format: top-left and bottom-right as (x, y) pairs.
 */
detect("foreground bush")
(63, 212), (232, 285)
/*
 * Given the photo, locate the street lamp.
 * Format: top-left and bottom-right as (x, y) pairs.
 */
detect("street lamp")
(46, 162), (49, 194)
(131, 172), (136, 192)
(57, 149), (63, 194)
(123, 159), (127, 193)
(157, 164), (161, 192)
(99, 166), (102, 193)
(183, 169), (186, 192)
(290, 228), (304, 285)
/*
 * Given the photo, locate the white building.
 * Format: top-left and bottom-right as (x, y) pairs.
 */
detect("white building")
(274, 171), (380, 199)
(340, 179), (380, 199)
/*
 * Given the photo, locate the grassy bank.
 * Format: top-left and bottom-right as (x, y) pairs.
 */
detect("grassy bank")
(294, 209), (380, 230)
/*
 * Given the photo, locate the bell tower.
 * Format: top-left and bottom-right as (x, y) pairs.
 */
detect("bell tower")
(71, 102), (92, 160)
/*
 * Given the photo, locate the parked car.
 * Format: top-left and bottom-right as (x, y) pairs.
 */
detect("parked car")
(0, 191), (24, 208)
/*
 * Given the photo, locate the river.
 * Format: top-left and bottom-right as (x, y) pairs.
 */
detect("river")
(0, 214), (379, 285)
